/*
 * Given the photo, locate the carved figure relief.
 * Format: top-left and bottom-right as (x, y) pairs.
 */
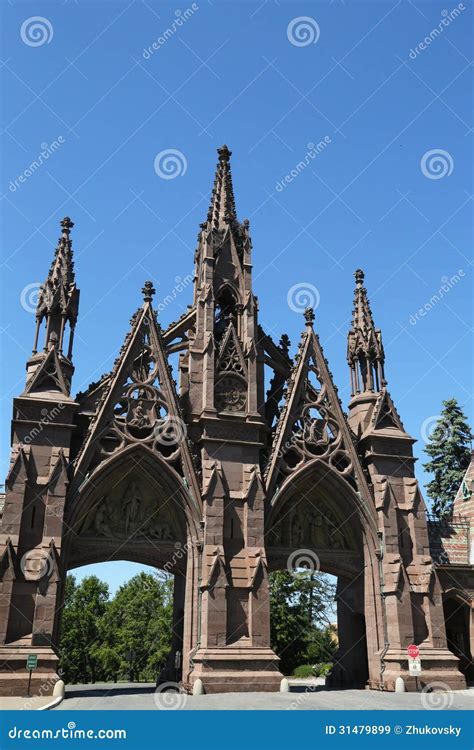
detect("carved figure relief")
(77, 480), (176, 541)
(268, 498), (355, 551)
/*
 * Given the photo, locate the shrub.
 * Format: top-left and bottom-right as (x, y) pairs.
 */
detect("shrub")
(314, 662), (333, 677)
(292, 664), (316, 678)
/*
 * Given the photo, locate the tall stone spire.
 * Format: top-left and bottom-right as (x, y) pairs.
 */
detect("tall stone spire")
(24, 217), (80, 396)
(206, 144), (238, 231)
(33, 217), (80, 358)
(347, 269), (385, 395)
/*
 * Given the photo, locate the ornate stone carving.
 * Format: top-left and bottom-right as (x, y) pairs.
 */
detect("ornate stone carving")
(268, 498), (355, 551)
(78, 480), (176, 541)
(215, 375), (247, 413)
(279, 378), (352, 478)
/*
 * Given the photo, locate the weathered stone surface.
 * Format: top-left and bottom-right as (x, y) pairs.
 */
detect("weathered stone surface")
(0, 149), (471, 697)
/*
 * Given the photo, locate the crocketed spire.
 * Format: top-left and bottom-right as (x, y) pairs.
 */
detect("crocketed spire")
(206, 145), (238, 231)
(347, 269), (385, 394)
(33, 217), (79, 357)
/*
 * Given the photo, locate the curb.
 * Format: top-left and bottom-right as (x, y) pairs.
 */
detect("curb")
(39, 695), (64, 711)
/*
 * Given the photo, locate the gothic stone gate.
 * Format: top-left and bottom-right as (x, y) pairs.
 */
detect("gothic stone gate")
(0, 147), (465, 695)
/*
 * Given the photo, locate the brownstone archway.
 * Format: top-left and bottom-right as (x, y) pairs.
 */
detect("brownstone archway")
(60, 444), (201, 687)
(443, 592), (473, 682)
(266, 458), (378, 688)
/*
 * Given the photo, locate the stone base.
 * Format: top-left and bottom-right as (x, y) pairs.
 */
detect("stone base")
(0, 646), (60, 697)
(377, 647), (466, 692)
(189, 646), (283, 693)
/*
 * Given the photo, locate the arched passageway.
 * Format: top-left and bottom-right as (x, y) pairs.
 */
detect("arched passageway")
(443, 594), (473, 682)
(266, 459), (380, 688)
(54, 445), (200, 687)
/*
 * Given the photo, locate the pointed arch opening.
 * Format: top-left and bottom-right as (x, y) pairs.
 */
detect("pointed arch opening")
(266, 459), (378, 688)
(443, 590), (473, 682)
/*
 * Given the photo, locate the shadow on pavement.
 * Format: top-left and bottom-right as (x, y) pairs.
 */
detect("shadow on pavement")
(66, 685), (155, 698)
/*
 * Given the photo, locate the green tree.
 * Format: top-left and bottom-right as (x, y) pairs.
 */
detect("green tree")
(269, 570), (336, 675)
(306, 626), (337, 665)
(101, 572), (173, 681)
(58, 575), (110, 684)
(423, 398), (472, 519)
(59, 571), (174, 684)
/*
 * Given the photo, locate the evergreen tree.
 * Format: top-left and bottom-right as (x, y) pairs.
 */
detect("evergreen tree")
(269, 570), (335, 675)
(423, 398), (472, 519)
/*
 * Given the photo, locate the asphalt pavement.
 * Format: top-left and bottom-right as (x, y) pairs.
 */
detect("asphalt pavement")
(53, 682), (474, 711)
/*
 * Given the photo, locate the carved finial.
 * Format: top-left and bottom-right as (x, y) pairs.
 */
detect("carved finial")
(142, 281), (156, 302)
(354, 268), (365, 286)
(304, 307), (315, 325)
(279, 333), (291, 354)
(217, 144), (231, 162)
(60, 217), (74, 236)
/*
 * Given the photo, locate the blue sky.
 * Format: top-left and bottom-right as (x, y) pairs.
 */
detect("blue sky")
(1, 0), (472, 593)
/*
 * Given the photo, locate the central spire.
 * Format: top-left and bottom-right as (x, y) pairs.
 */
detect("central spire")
(206, 144), (238, 231)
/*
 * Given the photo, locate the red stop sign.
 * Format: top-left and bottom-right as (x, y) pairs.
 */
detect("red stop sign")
(407, 644), (420, 659)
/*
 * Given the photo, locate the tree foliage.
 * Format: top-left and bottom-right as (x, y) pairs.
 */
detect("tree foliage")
(59, 572), (173, 684)
(269, 570), (336, 675)
(60, 569), (338, 683)
(423, 398), (472, 519)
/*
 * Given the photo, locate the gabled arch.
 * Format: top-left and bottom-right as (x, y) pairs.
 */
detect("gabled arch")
(64, 443), (202, 568)
(267, 457), (378, 545)
(443, 587), (472, 607)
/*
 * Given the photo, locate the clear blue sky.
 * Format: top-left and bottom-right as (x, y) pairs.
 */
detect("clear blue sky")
(1, 0), (472, 593)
